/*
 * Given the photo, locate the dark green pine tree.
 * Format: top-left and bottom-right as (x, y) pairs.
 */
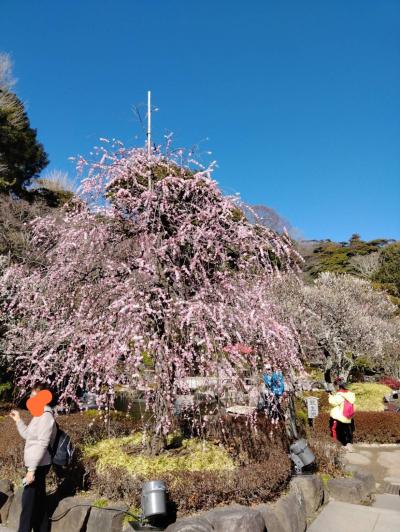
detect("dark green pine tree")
(0, 88), (48, 194)
(374, 242), (400, 298)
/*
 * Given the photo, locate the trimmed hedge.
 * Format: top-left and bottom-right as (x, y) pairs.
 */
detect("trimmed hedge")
(0, 408), (136, 483)
(313, 412), (400, 444)
(379, 376), (400, 391)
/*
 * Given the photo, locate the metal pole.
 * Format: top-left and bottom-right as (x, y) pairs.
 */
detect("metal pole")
(147, 90), (152, 191)
(147, 90), (151, 156)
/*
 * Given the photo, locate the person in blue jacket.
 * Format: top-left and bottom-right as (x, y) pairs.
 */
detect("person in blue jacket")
(263, 364), (284, 397)
(260, 364), (285, 419)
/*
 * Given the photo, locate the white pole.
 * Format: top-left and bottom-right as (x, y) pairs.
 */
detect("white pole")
(147, 90), (152, 191)
(147, 90), (151, 157)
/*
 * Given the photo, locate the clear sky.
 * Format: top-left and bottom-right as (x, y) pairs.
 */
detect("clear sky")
(2, 0), (399, 241)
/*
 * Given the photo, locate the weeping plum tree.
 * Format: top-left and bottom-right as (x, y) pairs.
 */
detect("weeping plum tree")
(1, 142), (302, 452)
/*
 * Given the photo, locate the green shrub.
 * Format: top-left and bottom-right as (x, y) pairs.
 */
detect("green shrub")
(348, 383), (391, 412)
(84, 433), (235, 477)
(0, 382), (12, 401)
(141, 351), (154, 368)
(93, 498), (108, 508)
(350, 358), (376, 380)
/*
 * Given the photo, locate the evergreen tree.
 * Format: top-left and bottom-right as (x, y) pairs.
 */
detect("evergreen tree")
(374, 242), (400, 297)
(0, 88), (48, 193)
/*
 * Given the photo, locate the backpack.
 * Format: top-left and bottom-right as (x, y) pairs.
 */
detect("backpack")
(340, 394), (355, 419)
(48, 422), (74, 466)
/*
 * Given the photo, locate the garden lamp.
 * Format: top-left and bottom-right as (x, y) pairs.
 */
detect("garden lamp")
(289, 439), (315, 474)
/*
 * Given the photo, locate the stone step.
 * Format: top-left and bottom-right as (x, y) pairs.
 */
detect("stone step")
(372, 494), (400, 512)
(308, 501), (400, 532)
(381, 480), (400, 494)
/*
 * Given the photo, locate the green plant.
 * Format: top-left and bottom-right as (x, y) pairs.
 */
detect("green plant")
(296, 407), (308, 428)
(141, 351), (154, 368)
(373, 242), (400, 298)
(0, 381), (12, 400)
(123, 506), (142, 525)
(319, 473), (332, 487)
(350, 358), (376, 379)
(347, 382), (391, 412)
(84, 433), (235, 477)
(93, 498), (108, 508)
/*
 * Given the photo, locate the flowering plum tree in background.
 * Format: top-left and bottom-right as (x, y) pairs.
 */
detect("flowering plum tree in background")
(305, 272), (400, 379)
(1, 142), (303, 452)
(269, 272), (400, 381)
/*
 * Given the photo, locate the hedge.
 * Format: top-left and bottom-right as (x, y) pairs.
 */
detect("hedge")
(0, 409), (292, 515)
(85, 445), (291, 515)
(313, 412), (400, 444)
(379, 376), (400, 391)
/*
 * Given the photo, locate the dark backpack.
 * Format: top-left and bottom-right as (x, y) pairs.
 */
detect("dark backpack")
(48, 421), (74, 466)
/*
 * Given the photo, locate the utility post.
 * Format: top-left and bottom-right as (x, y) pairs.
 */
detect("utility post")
(147, 90), (152, 191)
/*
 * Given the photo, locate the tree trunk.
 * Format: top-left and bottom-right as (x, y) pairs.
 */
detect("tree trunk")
(147, 433), (167, 456)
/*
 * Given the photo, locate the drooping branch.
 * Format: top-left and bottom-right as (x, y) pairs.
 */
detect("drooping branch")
(1, 143), (303, 446)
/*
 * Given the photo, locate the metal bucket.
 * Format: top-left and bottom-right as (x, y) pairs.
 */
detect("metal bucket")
(290, 438), (315, 467)
(141, 480), (167, 518)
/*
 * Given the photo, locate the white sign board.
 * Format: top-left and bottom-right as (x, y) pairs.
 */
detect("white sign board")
(307, 396), (319, 419)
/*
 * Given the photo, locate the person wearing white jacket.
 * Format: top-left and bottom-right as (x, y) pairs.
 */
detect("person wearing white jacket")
(9, 383), (57, 532)
(328, 377), (356, 448)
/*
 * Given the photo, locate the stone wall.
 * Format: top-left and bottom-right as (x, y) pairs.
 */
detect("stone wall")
(165, 475), (325, 532)
(0, 470), (376, 532)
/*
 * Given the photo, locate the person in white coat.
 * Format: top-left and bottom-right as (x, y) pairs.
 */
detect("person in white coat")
(9, 383), (57, 532)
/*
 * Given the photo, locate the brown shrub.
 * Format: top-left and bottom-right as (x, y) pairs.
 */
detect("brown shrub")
(85, 445), (291, 516)
(312, 411), (400, 444)
(352, 412), (400, 443)
(0, 194), (53, 262)
(57, 411), (138, 446)
(0, 409), (291, 514)
(0, 412), (26, 482)
(203, 413), (289, 465)
(167, 447), (291, 514)
(307, 434), (343, 477)
(0, 409), (137, 483)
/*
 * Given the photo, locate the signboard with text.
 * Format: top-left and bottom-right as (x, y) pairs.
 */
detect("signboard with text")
(307, 396), (319, 419)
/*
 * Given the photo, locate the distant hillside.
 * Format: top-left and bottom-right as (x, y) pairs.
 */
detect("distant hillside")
(297, 234), (400, 304)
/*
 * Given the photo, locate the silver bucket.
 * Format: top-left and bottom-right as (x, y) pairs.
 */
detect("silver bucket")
(290, 438), (315, 467)
(141, 480), (167, 518)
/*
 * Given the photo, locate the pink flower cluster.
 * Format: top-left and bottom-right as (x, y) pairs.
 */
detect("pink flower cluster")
(1, 142), (302, 436)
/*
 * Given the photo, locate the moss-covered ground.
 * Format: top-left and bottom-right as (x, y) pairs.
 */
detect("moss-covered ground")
(84, 432), (235, 477)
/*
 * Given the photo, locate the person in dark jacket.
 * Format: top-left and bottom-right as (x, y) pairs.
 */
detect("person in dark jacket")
(9, 383), (57, 532)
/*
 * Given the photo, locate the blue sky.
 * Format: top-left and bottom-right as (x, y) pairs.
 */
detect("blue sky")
(2, 0), (399, 241)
